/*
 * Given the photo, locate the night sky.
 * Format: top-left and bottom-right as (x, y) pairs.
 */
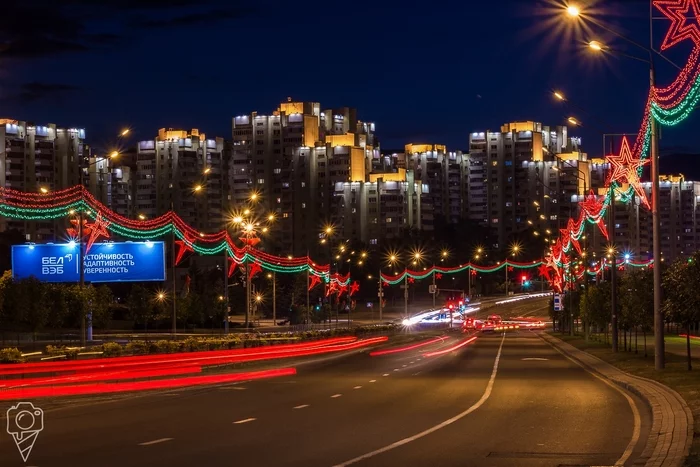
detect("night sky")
(1, 0), (699, 162)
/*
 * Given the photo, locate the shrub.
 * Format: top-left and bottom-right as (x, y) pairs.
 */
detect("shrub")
(101, 342), (122, 357)
(0, 348), (23, 363)
(125, 340), (148, 355)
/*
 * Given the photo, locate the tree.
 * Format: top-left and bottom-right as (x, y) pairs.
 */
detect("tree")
(91, 285), (114, 329)
(18, 278), (48, 337)
(620, 268), (654, 356)
(663, 255), (700, 370)
(127, 284), (154, 333)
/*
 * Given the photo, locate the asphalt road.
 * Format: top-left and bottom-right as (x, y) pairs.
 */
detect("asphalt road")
(0, 329), (650, 467)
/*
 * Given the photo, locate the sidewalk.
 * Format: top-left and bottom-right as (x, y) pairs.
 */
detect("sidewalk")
(541, 333), (693, 467)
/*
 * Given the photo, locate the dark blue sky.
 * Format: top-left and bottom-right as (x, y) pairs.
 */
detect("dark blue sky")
(1, 0), (699, 159)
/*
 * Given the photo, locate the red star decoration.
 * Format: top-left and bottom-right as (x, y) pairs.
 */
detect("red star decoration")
(537, 264), (550, 278)
(326, 281), (338, 297)
(606, 136), (650, 208)
(308, 274), (321, 291)
(337, 283), (349, 296)
(654, 0), (700, 50)
(566, 218), (582, 255)
(435, 272), (443, 280)
(470, 269), (477, 276)
(649, 262), (654, 269)
(507, 266), (514, 272)
(85, 212), (110, 254)
(408, 277), (415, 283)
(239, 236), (261, 247)
(580, 190), (609, 239)
(66, 218), (92, 239)
(227, 256), (237, 277)
(349, 281), (360, 296)
(382, 280), (388, 287)
(248, 261), (262, 279)
(175, 233), (195, 265)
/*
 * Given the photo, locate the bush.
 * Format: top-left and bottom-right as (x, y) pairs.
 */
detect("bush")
(154, 340), (178, 354)
(101, 342), (122, 357)
(0, 348), (23, 363)
(125, 340), (148, 355)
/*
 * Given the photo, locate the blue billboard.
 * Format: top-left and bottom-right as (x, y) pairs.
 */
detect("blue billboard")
(11, 241), (166, 283)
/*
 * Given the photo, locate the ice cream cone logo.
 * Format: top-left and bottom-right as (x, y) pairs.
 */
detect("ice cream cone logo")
(6, 402), (43, 463)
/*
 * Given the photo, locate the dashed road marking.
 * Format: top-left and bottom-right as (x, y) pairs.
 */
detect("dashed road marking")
(369, 380), (376, 383)
(233, 418), (256, 424)
(402, 364), (407, 367)
(353, 386), (362, 389)
(294, 404), (309, 409)
(331, 394), (342, 398)
(382, 373), (389, 377)
(139, 438), (173, 446)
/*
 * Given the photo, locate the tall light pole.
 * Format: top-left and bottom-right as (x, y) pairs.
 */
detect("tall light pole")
(505, 243), (521, 296)
(76, 150), (120, 345)
(565, 0), (668, 367)
(386, 252), (399, 321)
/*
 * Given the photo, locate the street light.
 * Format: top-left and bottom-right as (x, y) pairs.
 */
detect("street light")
(567, 116), (580, 126)
(505, 242), (521, 296)
(588, 40), (603, 51)
(565, 0), (666, 364)
(39, 187), (49, 194)
(566, 4), (580, 17)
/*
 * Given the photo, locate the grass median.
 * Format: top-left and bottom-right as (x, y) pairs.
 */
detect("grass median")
(550, 332), (700, 467)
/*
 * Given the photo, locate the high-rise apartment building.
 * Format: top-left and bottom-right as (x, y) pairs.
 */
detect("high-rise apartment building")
(231, 98), (378, 256)
(135, 128), (227, 233)
(467, 121), (587, 249)
(404, 144), (467, 227)
(0, 119), (87, 240)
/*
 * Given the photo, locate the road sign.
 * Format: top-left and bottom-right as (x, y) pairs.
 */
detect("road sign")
(553, 293), (563, 311)
(428, 285), (437, 294)
(12, 241), (166, 283)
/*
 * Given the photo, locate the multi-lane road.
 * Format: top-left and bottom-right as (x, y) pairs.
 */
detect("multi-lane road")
(0, 339), (650, 464)
(0, 297), (651, 466)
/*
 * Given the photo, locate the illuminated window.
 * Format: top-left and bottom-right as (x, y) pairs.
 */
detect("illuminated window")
(283, 213), (289, 218)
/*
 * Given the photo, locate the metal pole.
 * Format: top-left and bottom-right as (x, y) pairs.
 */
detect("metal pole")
(224, 249), (229, 335)
(79, 172), (86, 346)
(245, 245), (251, 328)
(432, 265), (436, 308)
(272, 271), (276, 328)
(306, 262), (310, 326)
(468, 268), (471, 300)
(611, 183), (618, 352)
(650, 63), (665, 369)
(378, 269), (383, 323)
(505, 260), (508, 296)
(171, 202), (177, 338)
(404, 272), (408, 319)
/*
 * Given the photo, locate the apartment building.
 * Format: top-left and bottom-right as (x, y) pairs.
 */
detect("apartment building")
(0, 119), (86, 240)
(135, 128), (227, 233)
(231, 98), (379, 256)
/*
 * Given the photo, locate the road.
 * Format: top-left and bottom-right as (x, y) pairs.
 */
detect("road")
(0, 325), (650, 466)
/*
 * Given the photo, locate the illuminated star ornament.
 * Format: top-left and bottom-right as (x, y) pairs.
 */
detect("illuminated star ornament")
(308, 274), (321, 291)
(84, 212), (110, 254)
(408, 276), (415, 284)
(227, 256), (237, 277)
(174, 233), (196, 265)
(435, 272), (442, 280)
(654, 0), (700, 50)
(605, 136), (651, 209)
(66, 218), (91, 239)
(248, 261), (263, 279)
(580, 190), (609, 239)
(349, 281), (360, 296)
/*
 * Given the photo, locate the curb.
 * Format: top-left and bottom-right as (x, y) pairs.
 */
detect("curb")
(540, 333), (693, 467)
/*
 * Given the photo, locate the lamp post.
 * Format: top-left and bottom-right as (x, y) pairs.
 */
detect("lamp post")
(76, 150), (120, 345)
(473, 247), (484, 300)
(565, 0), (667, 368)
(505, 243), (521, 296)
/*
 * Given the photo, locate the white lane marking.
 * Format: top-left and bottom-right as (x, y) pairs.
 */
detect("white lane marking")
(220, 386), (246, 390)
(382, 373), (389, 377)
(542, 337), (641, 466)
(333, 334), (505, 466)
(393, 368), (399, 371)
(402, 364), (407, 367)
(293, 404), (309, 409)
(521, 357), (548, 361)
(410, 361), (415, 364)
(139, 438), (173, 446)
(369, 380), (376, 383)
(412, 371), (422, 376)
(353, 386), (362, 389)
(331, 394), (342, 398)
(233, 418), (256, 424)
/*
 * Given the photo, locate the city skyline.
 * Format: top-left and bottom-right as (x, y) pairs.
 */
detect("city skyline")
(3, 0), (699, 157)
